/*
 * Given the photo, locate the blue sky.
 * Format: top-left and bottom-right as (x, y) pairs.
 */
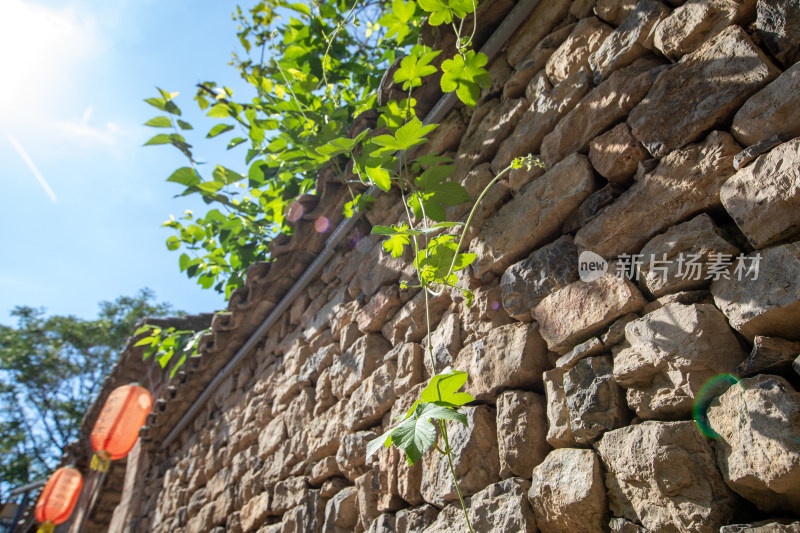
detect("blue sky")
(0, 0), (261, 323)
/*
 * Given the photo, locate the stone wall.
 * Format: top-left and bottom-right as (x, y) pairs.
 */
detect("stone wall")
(99, 0), (800, 531)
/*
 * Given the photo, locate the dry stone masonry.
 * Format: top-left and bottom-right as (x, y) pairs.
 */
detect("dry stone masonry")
(75, 0), (800, 531)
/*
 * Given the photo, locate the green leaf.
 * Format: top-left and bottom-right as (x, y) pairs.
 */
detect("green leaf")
(449, 0), (477, 17)
(144, 97), (167, 111)
(440, 51), (492, 107)
(178, 253), (192, 271)
(227, 137), (247, 150)
(207, 123), (234, 138)
(166, 236), (181, 251)
(365, 164), (392, 191)
(196, 181), (225, 194)
(284, 2), (311, 15)
(213, 166), (243, 185)
(393, 0), (417, 20)
(382, 233), (410, 258)
(164, 101), (182, 116)
(166, 167), (201, 187)
(134, 325), (156, 336)
(177, 119), (193, 130)
(143, 134), (171, 146)
(393, 51), (440, 90)
(424, 181), (471, 206)
(366, 427), (395, 459)
(207, 103), (233, 118)
(378, 0), (418, 42)
(417, 164), (455, 188)
(420, 367), (475, 407)
(418, 0), (451, 24)
(394, 117), (437, 150)
(133, 336), (156, 347)
(390, 405), (437, 464)
(316, 136), (356, 157)
(144, 116), (172, 128)
(391, 403), (468, 464)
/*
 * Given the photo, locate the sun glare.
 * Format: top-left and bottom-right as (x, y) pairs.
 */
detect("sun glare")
(0, 0), (97, 119)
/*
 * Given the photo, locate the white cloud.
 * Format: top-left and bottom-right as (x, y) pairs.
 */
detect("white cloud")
(51, 105), (132, 152)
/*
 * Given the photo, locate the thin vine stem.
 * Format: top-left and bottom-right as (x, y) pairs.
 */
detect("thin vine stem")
(441, 161), (520, 289)
(441, 420), (474, 533)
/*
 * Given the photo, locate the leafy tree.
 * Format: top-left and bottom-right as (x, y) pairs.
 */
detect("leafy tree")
(0, 289), (176, 498)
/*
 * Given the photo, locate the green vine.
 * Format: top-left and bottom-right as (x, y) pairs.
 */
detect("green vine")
(143, 0), (544, 529)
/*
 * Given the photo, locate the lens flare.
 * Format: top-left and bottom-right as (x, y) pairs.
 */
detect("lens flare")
(286, 201), (304, 223)
(315, 216), (330, 233)
(349, 231), (364, 249)
(693, 373), (741, 438)
(491, 300), (500, 310)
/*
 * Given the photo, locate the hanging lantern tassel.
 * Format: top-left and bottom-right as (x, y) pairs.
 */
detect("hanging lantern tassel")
(89, 450), (111, 472)
(36, 521), (55, 533)
(35, 466), (83, 533)
(90, 383), (153, 471)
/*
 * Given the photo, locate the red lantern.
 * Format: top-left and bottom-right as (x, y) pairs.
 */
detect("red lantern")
(90, 383), (153, 471)
(35, 466), (83, 533)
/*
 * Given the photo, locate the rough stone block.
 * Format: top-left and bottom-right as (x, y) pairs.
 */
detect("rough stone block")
(708, 375), (800, 512)
(636, 213), (740, 298)
(721, 137), (800, 249)
(589, 0), (670, 83)
(356, 286), (401, 333)
(614, 303), (747, 419)
(534, 274), (647, 354)
(382, 290), (450, 346)
(271, 477), (310, 514)
(653, 0), (756, 60)
(241, 492), (272, 532)
(355, 470), (381, 532)
(629, 25), (779, 158)
(395, 505), (439, 533)
(588, 123), (649, 183)
(529, 448), (607, 533)
(564, 355), (630, 445)
(575, 131), (740, 259)
(503, 24), (575, 99)
(470, 153), (594, 277)
(506, 0), (572, 67)
(493, 68), (592, 175)
(556, 337), (605, 369)
(757, 0), (800, 67)
(544, 368), (576, 448)
(424, 478), (536, 532)
(736, 336), (800, 377)
(500, 235), (579, 322)
(455, 97), (528, 175)
(329, 334), (391, 399)
(279, 490), (326, 533)
(344, 362), (396, 431)
(496, 390), (550, 478)
(453, 323), (551, 400)
(712, 243), (800, 340)
(595, 421), (739, 532)
(546, 17), (614, 85)
(446, 163), (510, 247)
(595, 0), (639, 24)
(322, 486), (358, 533)
(541, 56), (665, 167)
(459, 284), (514, 344)
(336, 431), (377, 483)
